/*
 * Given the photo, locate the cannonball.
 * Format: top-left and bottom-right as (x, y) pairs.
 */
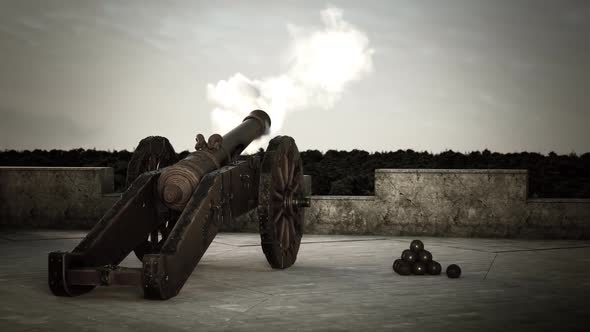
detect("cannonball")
(412, 262), (426, 275)
(426, 261), (442, 275)
(401, 249), (417, 263)
(395, 261), (412, 276)
(392, 259), (403, 271)
(446, 264), (462, 278)
(410, 240), (424, 253)
(417, 250), (432, 262)
(401, 249), (410, 259)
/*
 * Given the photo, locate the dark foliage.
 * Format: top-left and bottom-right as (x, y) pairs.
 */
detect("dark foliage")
(1, 149), (589, 198)
(299, 149), (590, 198)
(0, 148), (133, 192)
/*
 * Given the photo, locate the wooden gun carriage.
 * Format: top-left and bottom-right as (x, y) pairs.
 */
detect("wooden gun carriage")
(48, 110), (310, 300)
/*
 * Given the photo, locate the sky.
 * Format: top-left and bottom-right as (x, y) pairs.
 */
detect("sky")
(0, 0), (589, 154)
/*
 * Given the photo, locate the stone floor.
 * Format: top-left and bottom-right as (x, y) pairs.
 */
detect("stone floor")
(1, 230), (589, 331)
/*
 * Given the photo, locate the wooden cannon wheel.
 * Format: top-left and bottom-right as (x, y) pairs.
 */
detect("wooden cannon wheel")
(125, 136), (179, 261)
(126, 136), (178, 187)
(258, 136), (305, 269)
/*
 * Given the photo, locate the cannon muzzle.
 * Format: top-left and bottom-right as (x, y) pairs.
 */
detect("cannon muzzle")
(158, 110), (271, 210)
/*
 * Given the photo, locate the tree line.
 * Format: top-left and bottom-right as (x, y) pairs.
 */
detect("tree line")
(1, 148), (589, 198)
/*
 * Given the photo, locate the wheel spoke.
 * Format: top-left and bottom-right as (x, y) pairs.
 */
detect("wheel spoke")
(273, 190), (283, 201)
(283, 216), (290, 249)
(288, 159), (296, 186)
(275, 162), (285, 190)
(279, 217), (287, 248)
(288, 215), (297, 238)
(292, 180), (300, 192)
(160, 222), (169, 239)
(281, 155), (289, 189)
(273, 209), (283, 225)
(150, 230), (158, 246)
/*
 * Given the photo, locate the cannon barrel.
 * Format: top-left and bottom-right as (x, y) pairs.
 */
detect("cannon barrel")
(158, 109), (271, 210)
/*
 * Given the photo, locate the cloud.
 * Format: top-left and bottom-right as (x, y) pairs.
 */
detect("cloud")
(206, 7), (374, 153)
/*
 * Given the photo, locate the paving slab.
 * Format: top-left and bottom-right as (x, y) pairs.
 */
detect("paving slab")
(0, 230), (589, 331)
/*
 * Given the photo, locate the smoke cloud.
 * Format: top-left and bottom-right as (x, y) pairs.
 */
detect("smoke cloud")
(207, 7), (374, 153)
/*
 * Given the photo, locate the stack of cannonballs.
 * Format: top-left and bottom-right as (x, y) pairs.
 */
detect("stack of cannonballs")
(393, 240), (461, 278)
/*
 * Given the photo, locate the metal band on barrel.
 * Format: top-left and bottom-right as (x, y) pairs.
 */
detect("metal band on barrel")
(200, 151), (221, 169)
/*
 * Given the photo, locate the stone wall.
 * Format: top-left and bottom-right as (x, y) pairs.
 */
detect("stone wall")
(305, 169), (590, 239)
(1, 167), (588, 238)
(0, 167), (120, 228)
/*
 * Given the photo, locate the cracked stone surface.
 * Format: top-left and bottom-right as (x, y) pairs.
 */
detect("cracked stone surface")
(1, 230), (589, 331)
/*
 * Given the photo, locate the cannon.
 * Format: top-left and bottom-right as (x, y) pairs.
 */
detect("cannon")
(48, 110), (310, 300)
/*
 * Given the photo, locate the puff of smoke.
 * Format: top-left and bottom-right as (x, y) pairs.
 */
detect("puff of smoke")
(207, 7), (374, 153)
